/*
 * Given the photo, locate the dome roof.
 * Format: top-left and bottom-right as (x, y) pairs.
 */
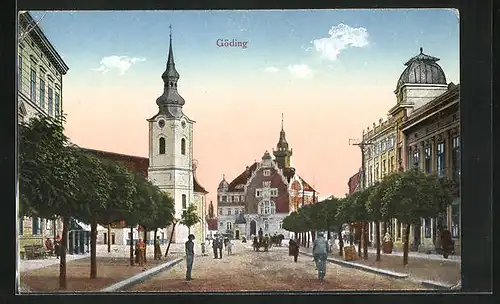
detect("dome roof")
(396, 48), (447, 92)
(218, 175), (229, 191)
(262, 150), (272, 160)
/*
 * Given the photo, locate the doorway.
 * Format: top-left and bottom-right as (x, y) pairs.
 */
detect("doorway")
(111, 233), (116, 245)
(250, 220), (256, 236)
(235, 230), (240, 240)
(103, 232), (107, 244)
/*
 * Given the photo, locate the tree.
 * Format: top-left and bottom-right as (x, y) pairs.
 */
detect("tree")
(180, 204), (201, 235)
(149, 191), (175, 259)
(382, 168), (453, 265)
(19, 115), (83, 289)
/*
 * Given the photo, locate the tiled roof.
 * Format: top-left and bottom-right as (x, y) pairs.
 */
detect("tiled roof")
(81, 148), (149, 177)
(348, 171), (361, 194)
(206, 218), (218, 230)
(298, 176), (316, 192)
(227, 162), (258, 192)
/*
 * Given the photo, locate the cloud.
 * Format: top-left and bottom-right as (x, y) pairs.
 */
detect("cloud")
(311, 23), (370, 61)
(92, 56), (146, 75)
(265, 66), (280, 73)
(288, 64), (313, 78)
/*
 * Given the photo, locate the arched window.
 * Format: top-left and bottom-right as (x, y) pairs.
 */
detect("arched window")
(182, 194), (187, 209)
(181, 138), (186, 155)
(159, 137), (166, 154)
(259, 200), (276, 215)
(264, 221), (269, 230)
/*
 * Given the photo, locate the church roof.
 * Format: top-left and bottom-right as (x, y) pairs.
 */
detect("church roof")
(81, 148), (149, 177)
(193, 172), (209, 194)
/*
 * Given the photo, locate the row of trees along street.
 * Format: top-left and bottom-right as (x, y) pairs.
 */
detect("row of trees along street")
(19, 116), (201, 289)
(282, 168), (456, 266)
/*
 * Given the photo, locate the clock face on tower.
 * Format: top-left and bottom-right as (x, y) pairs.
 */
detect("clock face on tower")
(158, 119), (165, 128)
(181, 120), (186, 128)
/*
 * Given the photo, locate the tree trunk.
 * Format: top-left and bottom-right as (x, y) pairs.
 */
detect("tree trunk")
(349, 225), (354, 245)
(363, 222), (368, 260)
(107, 224), (111, 253)
(375, 220), (381, 261)
(357, 224), (362, 257)
(90, 215), (97, 279)
(143, 228), (147, 264)
(306, 232), (310, 248)
(188, 226), (191, 235)
(153, 228), (158, 260)
(338, 227), (344, 257)
(53, 219), (57, 240)
(59, 217), (69, 289)
(129, 227), (134, 266)
(311, 230), (316, 243)
(403, 223), (411, 266)
(164, 222), (177, 257)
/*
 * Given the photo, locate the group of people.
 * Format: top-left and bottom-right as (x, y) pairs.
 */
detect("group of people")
(211, 235), (233, 258)
(44, 235), (61, 258)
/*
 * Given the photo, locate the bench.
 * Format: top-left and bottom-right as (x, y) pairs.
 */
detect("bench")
(19, 235), (45, 260)
(23, 244), (48, 260)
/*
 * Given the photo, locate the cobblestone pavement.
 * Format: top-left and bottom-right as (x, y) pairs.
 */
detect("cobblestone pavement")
(129, 241), (427, 292)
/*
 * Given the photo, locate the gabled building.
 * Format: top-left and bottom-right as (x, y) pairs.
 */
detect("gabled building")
(217, 118), (318, 239)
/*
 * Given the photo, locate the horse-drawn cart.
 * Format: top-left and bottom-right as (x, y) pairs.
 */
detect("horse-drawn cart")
(253, 236), (270, 252)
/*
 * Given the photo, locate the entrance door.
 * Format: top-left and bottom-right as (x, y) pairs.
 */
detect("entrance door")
(235, 230), (240, 239)
(250, 220), (256, 236)
(111, 233), (116, 245)
(103, 233), (107, 244)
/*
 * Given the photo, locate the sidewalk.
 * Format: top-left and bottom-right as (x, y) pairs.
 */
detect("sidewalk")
(299, 245), (460, 289)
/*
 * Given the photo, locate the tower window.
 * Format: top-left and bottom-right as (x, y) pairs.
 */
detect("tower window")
(182, 194), (187, 209)
(159, 137), (166, 154)
(181, 138), (186, 155)
(263, 169), (271, 176)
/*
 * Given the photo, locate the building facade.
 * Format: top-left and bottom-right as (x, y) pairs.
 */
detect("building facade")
(358, 48), (460, 254)
(18, 12), (69, 248)
(217, 121), (318, 239)
(146, 32), (208, 243)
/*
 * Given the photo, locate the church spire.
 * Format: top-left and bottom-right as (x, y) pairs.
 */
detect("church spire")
(156, 25), (185, 117)
(273, 113), (293, 169)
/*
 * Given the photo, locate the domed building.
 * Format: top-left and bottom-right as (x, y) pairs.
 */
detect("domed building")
(216, 117), (318, 239)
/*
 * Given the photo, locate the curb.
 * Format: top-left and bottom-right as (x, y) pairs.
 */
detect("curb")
(100, 257), (184, 292)
(421, 280), (455, 290)
(300, 251), (408, 279)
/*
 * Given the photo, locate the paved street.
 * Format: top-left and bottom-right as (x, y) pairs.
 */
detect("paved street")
(129, 241), (426, 292)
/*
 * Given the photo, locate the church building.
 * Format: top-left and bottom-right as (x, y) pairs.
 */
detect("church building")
(217, 117), (318, 239)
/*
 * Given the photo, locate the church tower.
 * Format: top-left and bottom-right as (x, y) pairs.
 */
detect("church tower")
(147, 27), (194, 243)
(273, 114), (293, 169)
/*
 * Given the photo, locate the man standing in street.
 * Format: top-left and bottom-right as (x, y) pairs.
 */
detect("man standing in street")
(217, 236), (223, 259)
(154, 236), (162, 260)
(212, 237), (219, 259)
(313, 232), (328, 280)
(185, 234), (195, 281)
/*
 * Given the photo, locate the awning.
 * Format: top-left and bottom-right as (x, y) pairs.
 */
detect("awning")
(74, 220), (91, 231)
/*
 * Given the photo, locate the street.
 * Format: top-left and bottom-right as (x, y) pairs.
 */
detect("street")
(129, 241), (427, 292)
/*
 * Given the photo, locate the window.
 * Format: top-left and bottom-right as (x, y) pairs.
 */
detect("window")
(382, 160), (387, 176)
(18, 55), (23, 90)
(39, 78), (45, 109)
(32, 217), (41, 235)
(30, 69), (37, 102)
(240, 196), (245, 202)
(220, 222), (224, 227)
(437, 142), (445, 177)
(256, 190), (262, 197)
(54, 92), (60, 117)
(45, 219), (52, 230)
(19, 218), (23, 235)
(47, 86), (53, 116)
(259, 200), (275, 215)
(182, 194), (187, 209)
(235, 209), (239, 215)
(227, 196), (232, 203)
(375, 164), (379, 180)
(264, 221), (269, 230)
(233, 196), (239, 203)
(181, 138), (186, 155)
(381, 140), (386, 152)
(451, 200), (460, 238)
(368, 165), (373, 185)
(219, 208), (222, 215)
(222, 196), (227, 202)
(279, 222), (283, 229)
(270, 189), (278, 197)
(390, 136), (395, 148)
(424, 146), (432, 173)
(226, 222), (232, 230)
(159, 137), (166, 154)
(423, 218), (432, 238)
(452, 136), (460, 182)
(390, 156), (395, 172)
(412, 148), (420, 168)
(227, 208), (231, 215)
(263, 169), (271, 176)
(263, 181), (271, 188)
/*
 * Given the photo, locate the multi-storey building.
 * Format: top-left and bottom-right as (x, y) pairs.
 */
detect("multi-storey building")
(18, 12), (69, 249)
(217, 121), (318, 239)
(358, 48), (460, 254)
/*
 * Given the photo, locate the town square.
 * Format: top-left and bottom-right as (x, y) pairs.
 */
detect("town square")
(17, 9), (462, 293)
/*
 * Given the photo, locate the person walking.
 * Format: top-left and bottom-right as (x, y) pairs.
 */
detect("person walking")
(227, 238), (233, 255)
(217, 236), (223, 259)
(185, 234), (195, 281)
(440, 228), (453, 259)
(212, 237), (219, 259)
(289, 238), (300, 262)
(154, 236), (162, 260)
(313, 232), (328, 280)
(54, 235), (61, 259)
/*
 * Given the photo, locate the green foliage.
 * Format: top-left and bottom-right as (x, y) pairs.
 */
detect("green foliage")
(180, 204), (201, 230)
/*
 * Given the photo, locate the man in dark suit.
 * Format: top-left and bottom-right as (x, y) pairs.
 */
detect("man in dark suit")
(212, 237), (219, 259)
(217, 236), (223, 259)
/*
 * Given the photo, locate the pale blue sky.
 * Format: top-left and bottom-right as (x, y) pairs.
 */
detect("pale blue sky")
(31, 9), (459, 89)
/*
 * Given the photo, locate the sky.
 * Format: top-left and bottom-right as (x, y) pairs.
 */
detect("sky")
(29, 9), (460, 205)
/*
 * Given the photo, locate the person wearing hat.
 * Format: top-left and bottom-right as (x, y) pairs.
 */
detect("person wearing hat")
(185, 234), (195, 281)
(313, 232), (328, 280)
(54, 235), (61, 259)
